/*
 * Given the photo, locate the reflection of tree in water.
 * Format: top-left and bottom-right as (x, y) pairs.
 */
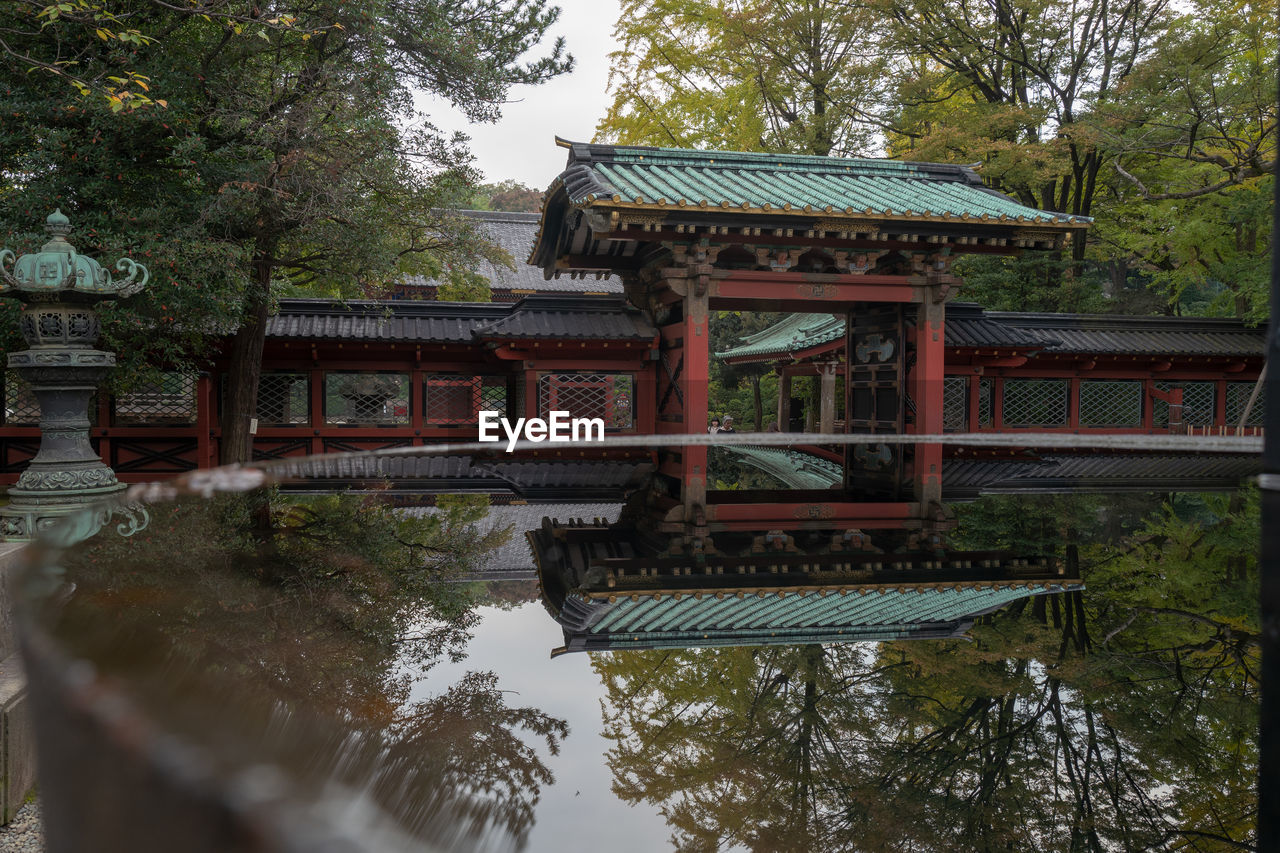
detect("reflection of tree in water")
(53, 491), (567, 848)
(595, 491), (1258, 851)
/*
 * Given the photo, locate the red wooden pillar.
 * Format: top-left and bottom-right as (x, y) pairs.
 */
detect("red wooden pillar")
(1068, 378), (1082, 430)
(913, 298), (945, 435)
(681, 288), (710, 521)
(913, 296), (944, 505)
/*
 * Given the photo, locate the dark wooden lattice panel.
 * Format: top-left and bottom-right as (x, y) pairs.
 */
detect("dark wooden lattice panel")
(1226, 380), (1265, 427)
(1079, 380), (1142, 427)
(1002, 379), (1068, 427)
(3, 371), (41, 426)
(1153, 381), (1215, 427)
(942, 376), (968, 432)
(114, 373), (197, 426)
(323, 372), (411, 426)
(256, 373), (310, 426)
(424, 375), (508, 426)
(538, 373), (635, 430)
(978, 378), (993, 427)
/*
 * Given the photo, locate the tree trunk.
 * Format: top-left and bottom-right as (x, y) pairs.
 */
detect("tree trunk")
(219, 256), (272, 465)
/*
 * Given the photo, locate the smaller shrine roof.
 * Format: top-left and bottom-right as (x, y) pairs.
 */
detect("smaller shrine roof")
(551, 141), (1091, 227)
(714, 312), (844, 360)
(715, 304), (1264, 363)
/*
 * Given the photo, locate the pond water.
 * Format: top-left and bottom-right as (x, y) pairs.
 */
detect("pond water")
(16, 442), (1261, 852)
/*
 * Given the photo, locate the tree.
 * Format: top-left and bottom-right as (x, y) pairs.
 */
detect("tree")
(595, 490), (1259, 850)
(709, 310), (782, 430)
(598, 0), (889, 156)
(598, 0), (1276, 316)
(471, 179), (543, 212)
(0, 0), (572, 462)
(1088, 0), (1276, 319)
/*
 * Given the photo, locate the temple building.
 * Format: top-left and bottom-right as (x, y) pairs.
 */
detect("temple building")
(0, 141), (1263, 498)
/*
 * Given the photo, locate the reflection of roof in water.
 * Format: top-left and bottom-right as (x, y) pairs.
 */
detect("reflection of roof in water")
(944, 454), (1260, 496)
(531, 518), (1080, 654)
(271, 455), (653, 499)
(716, 446), (843, 490)
(551, 580), (1079, 653)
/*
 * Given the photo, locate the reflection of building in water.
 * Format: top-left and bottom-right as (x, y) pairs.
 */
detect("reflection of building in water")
(525, 447), (1258, 654)
(531, 516), (1080, 655)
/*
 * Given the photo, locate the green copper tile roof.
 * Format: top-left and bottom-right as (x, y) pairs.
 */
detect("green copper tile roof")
(576, 583), (1074, 637)
(715, 312), (845, 360)
(552, 141), (1091, 226)
(720, 446), (843, 490)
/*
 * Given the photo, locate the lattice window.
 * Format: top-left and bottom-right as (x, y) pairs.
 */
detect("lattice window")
(113, 373), (197, 426)
(256, 372), (309, 426)
(1079, 380), (1142, 427)
(538, 373), (635, 430)
(424, 375), (507, 426)
(1154, 381), (1215, 427)
(1002, 379), (1067, 427)
(324, 372), (410, 426)
(1226, 381), (1265, 427)
(3, 371), (41, 426)
(978, 378), (993, 428)
(942, 376), (968, 432)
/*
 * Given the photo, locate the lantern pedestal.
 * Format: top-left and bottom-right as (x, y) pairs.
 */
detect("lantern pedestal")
(0, 211), (151, 544)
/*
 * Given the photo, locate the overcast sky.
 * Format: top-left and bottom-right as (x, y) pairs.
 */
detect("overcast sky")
(415, 0), (625, 192)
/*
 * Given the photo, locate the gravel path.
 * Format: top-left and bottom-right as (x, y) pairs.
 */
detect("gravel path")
(0, 800), (45, 852)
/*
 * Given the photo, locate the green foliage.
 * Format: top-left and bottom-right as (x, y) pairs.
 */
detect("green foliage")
(951, 253), (1109, 313)
(708, 310), (781, 429)
(436, 269), (494, 302)
(598, 0), (887, 156)
(1089, 0), (1276, 320)
(0, 0), (572, 432)
(469, 179), (543, 212)
(594, 489), (1258, 850)
(601, 0), (1277, 317)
